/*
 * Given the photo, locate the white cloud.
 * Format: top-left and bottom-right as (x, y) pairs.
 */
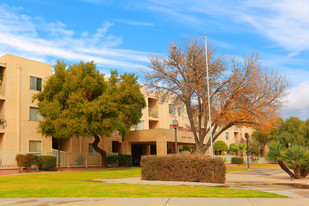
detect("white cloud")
(0, 4), (151, 72)
(281, 81), (309, 120)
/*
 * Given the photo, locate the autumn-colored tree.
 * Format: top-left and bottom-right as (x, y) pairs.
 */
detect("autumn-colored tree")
(143, 38), (289, 154)
(252, 117), (283, 154)
(35, 61), (145, 167)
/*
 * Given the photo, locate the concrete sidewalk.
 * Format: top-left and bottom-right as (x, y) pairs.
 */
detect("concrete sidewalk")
(1, 198), (309, 206)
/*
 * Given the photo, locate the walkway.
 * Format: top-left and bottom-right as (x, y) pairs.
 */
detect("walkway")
(0, 198), (309, 206)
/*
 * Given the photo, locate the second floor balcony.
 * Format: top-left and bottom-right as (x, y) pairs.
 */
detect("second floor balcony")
(148, 108), (158, 119)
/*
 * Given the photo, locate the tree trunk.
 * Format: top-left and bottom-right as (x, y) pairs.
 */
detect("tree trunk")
(92, 134), (107, 168)
(277, 160), (295, 179)
(301, 168), (309, 178)
(293, 165), (301, 179)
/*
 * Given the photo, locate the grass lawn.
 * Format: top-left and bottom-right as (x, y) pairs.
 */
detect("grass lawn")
(0, 168), (285, 198)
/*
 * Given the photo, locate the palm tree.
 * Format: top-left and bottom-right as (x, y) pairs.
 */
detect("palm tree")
(266, 141), (295, 178)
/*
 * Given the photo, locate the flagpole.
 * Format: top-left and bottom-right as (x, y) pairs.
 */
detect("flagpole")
(204, 33), (214, 158)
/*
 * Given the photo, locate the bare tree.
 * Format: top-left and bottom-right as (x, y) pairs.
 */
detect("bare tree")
(143, 39), (289, 154)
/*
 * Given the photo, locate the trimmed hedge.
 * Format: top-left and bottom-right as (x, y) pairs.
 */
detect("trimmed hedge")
(118, 154), (132, 167)
(107, 155), (118, 165)
(107, 154), (132, 167)
(37, 156), (56, 171)
(141, 154), (226, 183)
(231, 157), (244, 164)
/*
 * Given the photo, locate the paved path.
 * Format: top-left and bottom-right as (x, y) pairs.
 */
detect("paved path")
(1, 198), (309, 206)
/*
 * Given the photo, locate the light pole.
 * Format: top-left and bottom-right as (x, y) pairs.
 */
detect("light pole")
(245, 133), (250, 170)
(204, 33), (214, 158)
(172, 120), (179, 154)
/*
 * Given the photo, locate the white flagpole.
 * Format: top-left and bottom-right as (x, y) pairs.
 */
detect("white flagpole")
(204, 33), (214, 158)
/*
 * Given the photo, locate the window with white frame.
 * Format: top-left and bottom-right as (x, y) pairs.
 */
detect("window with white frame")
(226, 132), (229, 140)
(30, 76), (42, 91)
(29, 140), (42, 153)
(29, 107), (42, 121)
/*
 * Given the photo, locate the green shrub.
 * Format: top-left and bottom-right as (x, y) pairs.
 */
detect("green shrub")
(107, 155), (118, 165)
(249, 145), (260, 155)
(141, 154), (226, 183)
(75, 154), (85, 165)
(229, 143), (238, 153)
(15, 154), (37, 170)
(36, 156), (56, 171)
(118, 154), (132, 167)
(214, 141), (228, 153)
(231, 157), (244, 164)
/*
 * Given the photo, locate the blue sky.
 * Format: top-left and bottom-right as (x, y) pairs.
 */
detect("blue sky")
(0, 0), (309, 119)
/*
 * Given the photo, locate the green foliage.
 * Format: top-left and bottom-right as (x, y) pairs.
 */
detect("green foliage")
(231, 157), (244, 164)
(118, 154), (132, 167)
(75, 154), (85, 165)
(229, 143), (238, 153)
(15, 154), (37, 170)
(107, 156), (118, 165)
(252, 127), (278, 149)
(141, 155), (226, 183)
(249, 145), (260, 155)
(214, 141), (228, 152)
(34, 61), (146, 167)
(36, 156), (56, 171)
(237, 143), (247, 153)
(106, 155), (132, 167)
(267, 141), (309, 178)
(266, 141), (285, 162)
(278, 117), (308, 147)
(281, 145), (309, 178)
(180, 145), (193, 153)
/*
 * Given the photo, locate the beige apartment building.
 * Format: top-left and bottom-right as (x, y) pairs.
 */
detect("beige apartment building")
(0, 54), (253, 167)
(0, 54), (53, 159)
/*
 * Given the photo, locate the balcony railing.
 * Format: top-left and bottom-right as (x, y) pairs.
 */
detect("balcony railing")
(148, 108), (158, 118)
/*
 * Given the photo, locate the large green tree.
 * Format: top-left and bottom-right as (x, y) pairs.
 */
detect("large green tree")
(34, 61), (145, 167)
(278, 117), (308, 147)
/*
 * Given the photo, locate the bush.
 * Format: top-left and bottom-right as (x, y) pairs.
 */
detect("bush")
(118, 154), (132, 167)
(141, 154), (226, 183)
(37, 156), (56, 171)
(107, 155), (118, 165)
(229, 143), (238, 153)
(214, 141), (228, 153)
(75, 154), (85, 165)
(249, 145), (260, 155)
(15, 154), (37, 170)
(107, 154), (133, 167)
(231, 157), (244, 164)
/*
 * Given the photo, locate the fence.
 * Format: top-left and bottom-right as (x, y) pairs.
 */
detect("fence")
(0, 150), (118, 169)
(214, 154), (270, 164)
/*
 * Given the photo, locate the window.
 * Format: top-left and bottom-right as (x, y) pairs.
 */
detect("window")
(88, 143), (96, 154)
(178, 108), (183, 116)
(136, 121), (144, 130)
(29, 141), (42, 153)
(169, 104), (174, 114)
(29, 107), (42, 121)
(226, 132), (229, 140)
(30, 76), (42, 91)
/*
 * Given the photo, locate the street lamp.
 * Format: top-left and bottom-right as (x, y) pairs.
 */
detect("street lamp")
(172, 120), (179, 154)
(245, 133), (250, 170)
